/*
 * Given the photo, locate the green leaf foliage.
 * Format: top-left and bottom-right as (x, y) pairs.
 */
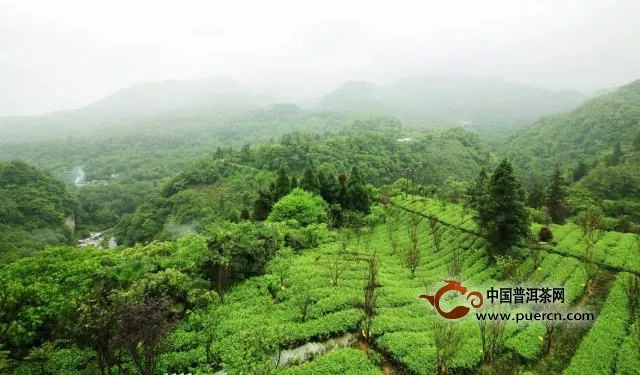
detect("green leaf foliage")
(0, 161), (76, 262)
(268, 188), (328, 227)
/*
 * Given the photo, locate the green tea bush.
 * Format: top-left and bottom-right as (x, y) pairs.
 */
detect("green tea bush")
(564, 275), (631, 375)
(614, 324), (640, 374)
(280, 348), (379, 375)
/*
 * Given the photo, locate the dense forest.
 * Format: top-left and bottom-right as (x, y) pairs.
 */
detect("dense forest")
(0, 161), (76, 263)
(504, 79), (640, 221)
(1, 76), (640, 375)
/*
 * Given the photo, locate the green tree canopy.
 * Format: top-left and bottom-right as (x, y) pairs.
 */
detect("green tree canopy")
(0, 161), (76, 262)
(299, 166), (320, 194)
(267, 188), (328, 226)
(346, 166), (370, 212)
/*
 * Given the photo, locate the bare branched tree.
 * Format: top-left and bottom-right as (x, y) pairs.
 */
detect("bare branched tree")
(361, 252), (379, 349)
(115, 298), (175, 375)
(406, 213), (422, 278)
(433, 320), (464, 374)
(540, 304), (561, 354)
(478, 307), (507, 364)
(386, 208), (400, 255)
(577, 209), (604, 295)
(429, 216), (442, 252)
(448, 244), (462, 279)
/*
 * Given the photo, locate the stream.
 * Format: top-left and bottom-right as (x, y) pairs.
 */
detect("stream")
(276, 332), (358, 367)
(211, 332), (403, 374)
(213, 332), (358, 374)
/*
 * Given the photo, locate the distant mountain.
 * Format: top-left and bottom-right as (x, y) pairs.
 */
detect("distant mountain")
(590, 86), (617, 97)
(85, 76), (255, 116)
(503, 79), (640, 180)
(318, 75), (587, 131)
(317, 81), (389, 113)
(0, 77), (258, 142)
(0, 75), (588, 142)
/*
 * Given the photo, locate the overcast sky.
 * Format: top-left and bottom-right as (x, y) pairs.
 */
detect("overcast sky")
(1, 0), (639, 116)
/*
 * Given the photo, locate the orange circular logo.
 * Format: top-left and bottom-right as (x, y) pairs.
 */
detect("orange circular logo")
(420, 280), (484, 319)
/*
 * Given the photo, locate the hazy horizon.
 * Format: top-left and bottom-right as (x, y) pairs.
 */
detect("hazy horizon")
(2, 0), (639, 117)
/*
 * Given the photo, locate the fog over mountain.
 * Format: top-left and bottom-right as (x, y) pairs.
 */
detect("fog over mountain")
(1, 0), (640, 116)
(318, 76), (587, 126)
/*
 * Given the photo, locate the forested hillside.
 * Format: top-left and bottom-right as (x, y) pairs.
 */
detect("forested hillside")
(504, 79), (640, 176)
(503, 79), (640, 221)
(0, 106), (347, 181)
(115, 124), (493, 246)
(0, 161), (76, 262)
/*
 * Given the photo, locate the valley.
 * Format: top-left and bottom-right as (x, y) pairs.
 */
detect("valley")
(1, 77), (640, 375)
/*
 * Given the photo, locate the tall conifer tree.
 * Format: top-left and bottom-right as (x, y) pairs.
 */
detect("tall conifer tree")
(545, 166), (567, 224)
(477, 159), (530, 256)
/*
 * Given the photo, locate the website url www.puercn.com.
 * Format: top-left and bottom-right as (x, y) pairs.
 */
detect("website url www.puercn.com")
(476, 312), (595, 323)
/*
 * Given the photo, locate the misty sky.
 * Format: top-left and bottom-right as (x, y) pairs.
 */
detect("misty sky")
(1, 0), (639, 116)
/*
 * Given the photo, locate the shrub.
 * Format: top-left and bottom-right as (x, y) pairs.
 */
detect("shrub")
(280, 221), (332, 252)
(267, 188), (328, 227)
(602, 217), (618, 232)
(538, 226), (553, 242)
(495, 255), (520, 280)
(342, 211), (364, 229)
(617, 215), (634, 233)
(528, 207), (551, 225)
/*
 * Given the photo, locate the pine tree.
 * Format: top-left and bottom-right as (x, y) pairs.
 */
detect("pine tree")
(215, 146), (224, 159)
(337, 172), (349, 208)
(347, 166), (370, 212)
(467, 167), (488, 212)
(299, 166), (320, 194)
(273, 168), (291, 201)
(545, 166), (567, 224)
(608, 141), (622, 166)
(477, 159), (530, 256)
(240, 144), (251, 162)
(527, 182), (545, 209)
(253, 189), (273, 221)
(572, 161), (589, 182)
(318, 170), (337, 203)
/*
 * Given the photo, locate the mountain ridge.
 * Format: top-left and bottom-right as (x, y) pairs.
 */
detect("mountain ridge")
(318, 74), (587, 130)
(503, 78), (640, 182)
(0, 74), (589, 142)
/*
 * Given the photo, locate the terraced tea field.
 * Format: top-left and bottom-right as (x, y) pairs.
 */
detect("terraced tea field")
(164, 195), (640, 374)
